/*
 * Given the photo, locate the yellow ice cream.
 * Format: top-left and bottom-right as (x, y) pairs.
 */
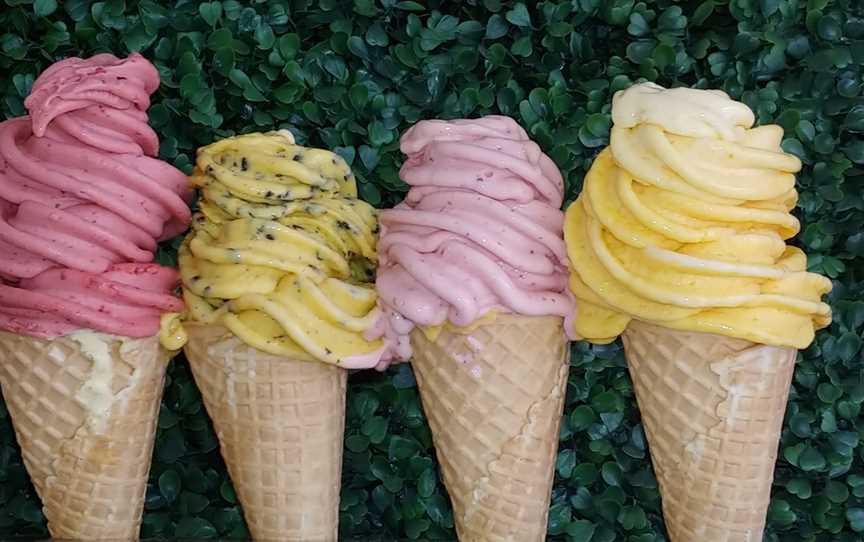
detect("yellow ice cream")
(179, 130), (384, 366)
(565, 83), (832, 349)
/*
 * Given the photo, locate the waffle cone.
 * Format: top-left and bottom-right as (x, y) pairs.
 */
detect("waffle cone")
(410, 314), (570, 542)
(622, 320), (797, 542)
(183, 323), (346, 541)
(0, 331), (170, 539)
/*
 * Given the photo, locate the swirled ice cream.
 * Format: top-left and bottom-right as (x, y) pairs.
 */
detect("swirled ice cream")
(179, 131), (385, 368)
(374, 116), (575, 360)
(564, 82), (832, 348)
(0, 53), (190, 344)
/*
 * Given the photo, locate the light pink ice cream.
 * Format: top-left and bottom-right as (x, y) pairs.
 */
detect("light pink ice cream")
(0, 53), (190, 338)
(374, 116), (575, 360)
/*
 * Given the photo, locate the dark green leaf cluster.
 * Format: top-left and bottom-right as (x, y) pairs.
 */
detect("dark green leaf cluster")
(0, 0), (862, 540)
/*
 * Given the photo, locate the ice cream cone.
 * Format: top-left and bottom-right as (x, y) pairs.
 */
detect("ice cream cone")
(0, 331), (170, 539)
(183, 323), (346, 541)
(410, 314), (570, 542)
(621, 320), (797, 542)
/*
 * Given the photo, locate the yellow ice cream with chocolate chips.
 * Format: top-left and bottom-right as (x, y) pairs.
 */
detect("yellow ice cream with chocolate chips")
(565, 83), (832, 349)
(179, 130), (385, 367)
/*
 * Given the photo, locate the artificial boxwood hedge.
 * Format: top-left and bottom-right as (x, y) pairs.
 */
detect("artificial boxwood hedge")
(0, 0), (862, 540)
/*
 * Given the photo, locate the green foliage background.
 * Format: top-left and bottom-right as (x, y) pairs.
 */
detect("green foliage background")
(0, 0), (862, 540)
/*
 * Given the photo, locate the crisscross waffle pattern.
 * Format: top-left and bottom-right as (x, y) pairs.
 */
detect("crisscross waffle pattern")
(0, 331), (169, 539)
(622, 321), (796, 542)
(183, 323), (346, 542)
(410, 314), (570, 542)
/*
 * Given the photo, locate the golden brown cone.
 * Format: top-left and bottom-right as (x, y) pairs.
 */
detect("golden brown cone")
(410, 314), (570, 542)
(622, 320), (797, 542)
(183, 323), (346, 541)
(0, 331), (170, 539)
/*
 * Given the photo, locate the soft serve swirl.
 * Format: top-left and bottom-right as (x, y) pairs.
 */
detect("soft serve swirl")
(565, 83), (832, 348)
(180, 131), (386, 368)
(375, 116), (575, 360)
(0, 54), (190, 341)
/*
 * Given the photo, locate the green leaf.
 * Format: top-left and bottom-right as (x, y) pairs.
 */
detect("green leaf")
(818, 383), (843, 403)
(199, 2), (222, 26)
(358, 180), (382, 206)
(34, 0), (58, 17)
(175, 517), (218, 538)
(570, 405), (597, 431)
(618, 505), (647, 530)
(417, 469), (436, 498)
(404, 517), (430, 539)
(486, 14), (508, 39)
(345, 434), (370, 452)
(64, 0), (90, 21)
(600, 411), (623, 432)
(16, 500), (43, 523)
(277, 33), (300, 60)
(254, 22), (275, 50)
(848, 508), (864, 532)
(760, 0), (780, 17)
(654, 43), (676, 69)
(505, 3), (531, 27)
(359, 145), (379, 171)
(322, 54), (348, 81)
(273, 84), (303, 104)
(556, 449), (577, 478)
(567, 519), (597, 539)
(799, 447), (827, 471)
(692, 0), (715, 25)
(547, 501), (571, 535)
(422, 494), (449, 526)
(388, 436), (421, 460)
(769, 499), (797, 527)
(601, 462), (623, 486)
(511, 36), (532, 57)
(846, 106), (864, 132)
(368, 120), (394, 147)
(787, 478), (812, 499)
(396, 1), (425, 10)
(122, 23), (157, 52)
(366, 22), (389, 46)
(158, 470), (181, 504)
(845, 140), (864, 164)
(179, 491), (209, 514)
(213, 47), (235, 76)
(825, 481), (849, 504)
(220, 479), (237, 504)
(367, 484), (389, 512)
(835, 332), (862, 362)
(207, 28), (233, 49)
(362, 416), (389, 444)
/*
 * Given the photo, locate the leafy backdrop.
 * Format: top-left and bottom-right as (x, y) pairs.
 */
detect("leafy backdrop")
(0, 0), (862, 540)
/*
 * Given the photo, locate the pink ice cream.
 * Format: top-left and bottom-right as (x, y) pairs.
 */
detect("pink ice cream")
(375, 116), (575, 360)
(0, 53), (190, 338)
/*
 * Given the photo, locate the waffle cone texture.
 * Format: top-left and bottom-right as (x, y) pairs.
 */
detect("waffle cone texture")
(622, 320), (796, 542)
(410, 314), (570, 542)
(183, 323), (347, 541)
(0, 331), (170, 539)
